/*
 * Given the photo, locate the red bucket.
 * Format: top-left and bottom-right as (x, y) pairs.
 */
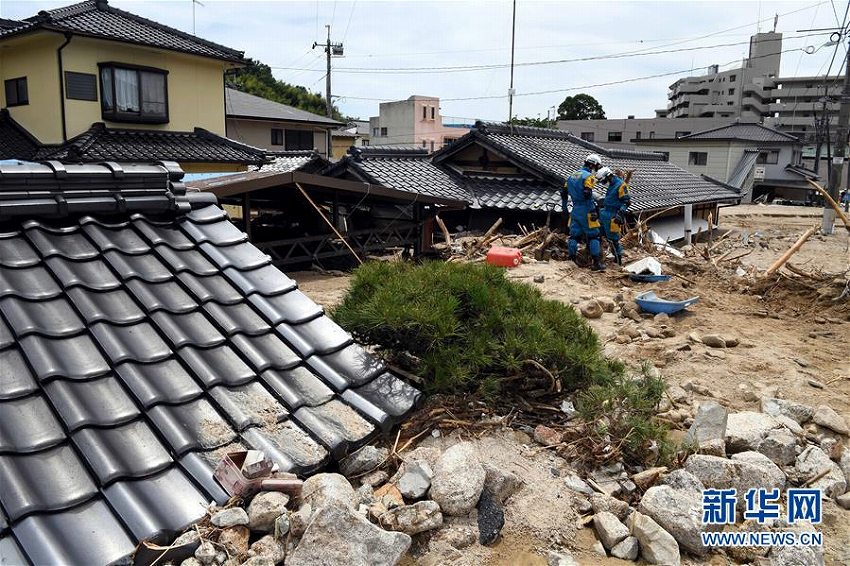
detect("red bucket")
(486, 246), (522, 268)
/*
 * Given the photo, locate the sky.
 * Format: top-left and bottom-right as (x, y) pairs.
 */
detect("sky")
(1, 0), (845, 123)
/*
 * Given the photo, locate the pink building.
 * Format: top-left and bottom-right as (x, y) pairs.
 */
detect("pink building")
(368, 95), (470, 151)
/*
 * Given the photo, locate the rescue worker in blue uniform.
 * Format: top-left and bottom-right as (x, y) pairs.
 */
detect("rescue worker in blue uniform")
(566, 153), (605, 271)
(595, 166), (631, 265)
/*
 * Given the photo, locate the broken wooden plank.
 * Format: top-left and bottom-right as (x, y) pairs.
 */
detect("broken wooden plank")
(763, 225), (818, 277)
(295, 182), (363, 265)
(435, 215), (452, 247)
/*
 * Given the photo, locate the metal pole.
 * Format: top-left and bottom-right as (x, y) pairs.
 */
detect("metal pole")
(683, 203), (693, 245)
(507, 0), (516, 123)
(823, 39), (850, 234)
(325, 25), (333, 119)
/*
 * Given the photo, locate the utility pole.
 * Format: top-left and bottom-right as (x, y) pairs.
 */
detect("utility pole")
(191, 0), (204, 35)
(823, 39), (850, 235)
(507, 0), (516, 123)
(313, 25), (343, 119)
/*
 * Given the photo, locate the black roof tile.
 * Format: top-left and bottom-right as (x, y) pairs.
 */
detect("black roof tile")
(0, 163), (419, 563)
(73, 420), (172, 484)
(0, 444), (98, 520)
(115, 359), (203, 408)
(0, 110), (40, 162)
(0, 395), (65, 454)
(177, 345), (256, 387)
(155, 246), (219, 275)
(148, 398), (237, 455)
(181, 217), (248, 246)
(103, 467), (208, 542)
(152, 311), (225, 348)
(20, 333), (109, 380)
(43, 375), (140, 430)
(0, 348), (37, 400)
(0, 296), (84, 338)
(125, 279), (198, 313)
(90, 321), (172, 363)
(347, 372), (421, 423)
(67, 287), (146, 325)
(248, 289), (323, 325)
(260, 366), (335, 411)
(0, 535), (28, 565)
(13, 499), (135, 566)
(45, 256), (121, 291)
(0, 266), (63, 300)
(318, 344), (387, 387)
(203, 302), (270, 336)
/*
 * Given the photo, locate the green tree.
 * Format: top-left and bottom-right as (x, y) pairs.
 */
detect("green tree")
(228, 58), (345, 121)
(557, 94), (606, 120)
(508, 116), (554, 128)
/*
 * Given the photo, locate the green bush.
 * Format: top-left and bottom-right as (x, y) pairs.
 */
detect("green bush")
(331, 261), (621, 395)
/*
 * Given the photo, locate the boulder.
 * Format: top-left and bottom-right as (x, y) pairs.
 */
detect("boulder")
(596, 297), (616, 313)
(769, 543), (825, 566)
(533, 425), (562, 446)
(482, 464), (522, 503)
(339, 445), (388, 477)
(210, 507), (249, 528)
(180, 558), (202, 566)
(638, 485), (708, 555)
(775, 414), (804, 435)
(760, 397), (814, 424)
(661, 469), (704, 495)
(633, 467), (666, 491)
(248, 492), (290, 533)
(610, 536), (639, 561)
(397, 461), (433, 500)
(301, 473), (357, 511)
(429, 442), (486, 516)
(242, 557), (274, 566)
(289, 504), (312, 538)
(546, 550), (579, 566)
(563, 472), (594, 496)
(758, 428), (798, 466)
(725, 411), (782, 453)
(730, 452), (787, 489)
(794, 446), (847, 499)
(435, 526), (477, 550)
(841, 446), (850, 486)
(701, 334), (726, 348)
(476, 488), (505, 546)
(560, 400), (579, 420)
(699, 438), (727, 457)
(628, 511), (680, 565)
(379, 501), (443, 535)
(218, 526), (249, 556)
(687, 401), (728, 444)
(194, 541), (217, 565)
(288, 504), (411, 566)
(837, 492), (850, 510)
(812, 405), (849, 435)
(579, 300), (603, 319)
(274, 514), (290, 539)
(590, 493), (630, 521)
(593, 511), (629, 550)
(686, 453), (785, 495)
(360, 470), (389, 488)
(249, 535), (286, 565)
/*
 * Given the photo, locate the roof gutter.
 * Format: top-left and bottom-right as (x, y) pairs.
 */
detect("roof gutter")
(56, 32), (72, 141)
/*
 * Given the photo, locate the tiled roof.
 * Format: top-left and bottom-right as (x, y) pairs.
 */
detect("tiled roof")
(225, 88), (341, 126)
(0, 162), (420, 564)
(679, 123), (800, 143)
(0, 0), (244, 62)
(328, 147), (469, 202)
(466, 177), (561, 212)
(254, 150), (326, 174)
(0, 110), (40, 161)
(40, 123), (268, 165)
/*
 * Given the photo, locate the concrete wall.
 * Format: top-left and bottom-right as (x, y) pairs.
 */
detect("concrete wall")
(1, 31), (234, 143)
(637, 140), (739, 181)
(369, 96), (469, 150)
(556, 116), (755, 147)
(226, 118), (330, 157)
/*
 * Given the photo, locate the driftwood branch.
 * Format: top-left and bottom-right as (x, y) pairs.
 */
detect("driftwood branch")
(763, 225), (819, 277)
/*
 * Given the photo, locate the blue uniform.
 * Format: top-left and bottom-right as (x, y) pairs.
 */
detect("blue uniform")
(599, 175), (631, 261)
(566, 166), (601, 259)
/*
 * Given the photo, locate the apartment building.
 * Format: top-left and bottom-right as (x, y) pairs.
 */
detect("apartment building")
(368, 95), (470, 151)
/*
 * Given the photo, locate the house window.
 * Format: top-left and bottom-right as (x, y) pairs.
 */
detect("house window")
(4, 77), (28, 107)
(271, 128), (284, 146)
(380, 127), (387, 136)
(655, 151), (669, 160)
(423, 106), (427, 120)
(608, 131), (623, 142)
(730, 74), (736, 82)
(65, 72), (97, 101)
(688, 151), (708, 166)
(675, 131), (691, 138)
(728, 88), (735, 95)
(649, 131), (655, 139)
(284, 129), (313, 150)
(430, 107), (435, 120)
(372, 127), (379, 137)
(756, 150), (779, 165)
(430, 140), (435, 152)
(580, 132), (594, 142)
(99, 63), (168, 123)
(421, 140), (427, 147)
(362, 139), (370, 146)
(635, 131), (642, 140)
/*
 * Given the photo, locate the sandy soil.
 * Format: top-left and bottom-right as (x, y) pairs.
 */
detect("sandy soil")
(290, 204), (850, 565)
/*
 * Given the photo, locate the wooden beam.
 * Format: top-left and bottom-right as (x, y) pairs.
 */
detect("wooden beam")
(295, 182), (363, 265)
(242, 192), (252, 241)
(763, 225), (818, 277)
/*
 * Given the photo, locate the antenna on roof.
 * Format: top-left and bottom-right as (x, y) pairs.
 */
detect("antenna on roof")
(192, 0), (204, 35)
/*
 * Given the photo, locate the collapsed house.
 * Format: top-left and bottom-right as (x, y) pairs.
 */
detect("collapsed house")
(0, 161), (420, 565)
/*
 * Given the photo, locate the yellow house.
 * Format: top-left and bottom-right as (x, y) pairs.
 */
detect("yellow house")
(0, 0), (266, 172)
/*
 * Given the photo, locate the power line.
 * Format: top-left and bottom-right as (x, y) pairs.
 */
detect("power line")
(342, 0), (357, 43)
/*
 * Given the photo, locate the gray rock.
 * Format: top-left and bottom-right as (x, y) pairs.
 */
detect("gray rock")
(194, 541), (217, 565)
(699, 438), (727, 457)
(429, 442), (486, 516)
(730, 452), (787, 490)
(687, 400), (728, 444)
(593, 511), (629, 550)
(760, 397), (814, 424)
(397, 460), (433, 500)
(288, 504), (411, 566)
(590, 493), (630, 521)
(579, 300), (603, 319)
(589, 462), (628, 497)
(775, 414), (804, 435)
(379, 500), (443, 535)
(592, 540), (607, 556)
(547, 550), (579, 566)
(686, 454), (785, 496)
(701, 334), (726, 348)
(436, 526), (477, 550)
(210, 507), (249, 528)
(560, 400), (578, 420)
(837, 492), (850, 510)
(812, 405), (849, 435)
(841, 446), (850, 485)
(769, 543), (825, 566)
(301, 473), (356, 511)
(533, 274), (545, 283)
(274, 513), (290, 539)
(482, 464), (522, 503)
(758, 428), (798, 466)
(242, 557), (274, 566)
(638, 485), (708, 555)
(180, 558), (201, 566)
(248, 492), (290, 533)
(360, 470), (389, 488)
(249, 535), (286, 565)
(725, 411), (782, 453)
(563, 472), (594, 495)
(289, 504), (312, 538)
(794, 446), (847, 499)
(339, 445), (388, 477)
(476, 488), (505, 546)
(356, 483), (375, 506)
(628, 511), (681, 566)
(610, 536), (639, 561)
(661, 469), (705, 495)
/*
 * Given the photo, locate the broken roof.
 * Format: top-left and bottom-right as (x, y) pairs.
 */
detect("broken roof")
(0, 110), (41, 162)
(0, 161), (419, 564)
(0, 0), (244, 63)
(225, 88), (342, 127)
(676, 123), (800, 143)
(38, 123), (268, 166)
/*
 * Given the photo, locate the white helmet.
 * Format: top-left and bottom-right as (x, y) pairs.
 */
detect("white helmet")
(595, 166), (614, 181)
(585, 153), (602, 168)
